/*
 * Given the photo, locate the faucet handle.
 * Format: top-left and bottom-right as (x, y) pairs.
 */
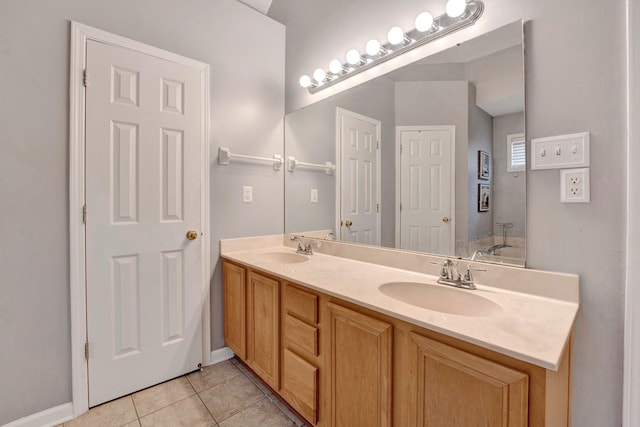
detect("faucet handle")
(462, 264), (486, 284)
(429, 260), (449, 278)
(430, 259), (453, 266)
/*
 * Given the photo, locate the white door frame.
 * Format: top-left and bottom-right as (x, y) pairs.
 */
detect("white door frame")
(69, 22), (210, 417)
(394, 125), (456, 252)
(624, 0), (639, 424)
(335, 107), (382, 244)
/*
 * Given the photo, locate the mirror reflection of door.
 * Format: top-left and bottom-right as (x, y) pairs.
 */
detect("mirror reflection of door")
(336, 108), (381, 245)
(397, 126), (455, 254)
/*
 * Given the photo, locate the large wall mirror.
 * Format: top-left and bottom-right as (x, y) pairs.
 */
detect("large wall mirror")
(284, 21), (526, 266)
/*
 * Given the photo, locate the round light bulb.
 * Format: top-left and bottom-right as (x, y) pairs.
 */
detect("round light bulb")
(415, 12), (434, 32)
(445, 0), (467, 18)
(346, 49), (361, 65)
(387, 26), (405, 45)
(299, 75), (311, 88)
(365, 39), (382, 56)
(313, 68), (326, 82)
(329, 59), (343, 74)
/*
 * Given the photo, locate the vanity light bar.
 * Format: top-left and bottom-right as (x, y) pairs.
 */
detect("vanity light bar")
(300, 0), (484, 94)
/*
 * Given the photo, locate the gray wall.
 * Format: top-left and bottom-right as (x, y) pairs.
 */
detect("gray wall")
(493, 112), (526, 239)
(277, 0), (627, 425)
(627, 1), (640, 425)
(0, 0), (284, 424)
(467, 84), (494, 247)
(394, 81), (469, 253)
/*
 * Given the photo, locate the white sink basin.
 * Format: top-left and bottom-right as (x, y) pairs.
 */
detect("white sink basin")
(254, 251), (309, 264)
(379, 281), (503, 317)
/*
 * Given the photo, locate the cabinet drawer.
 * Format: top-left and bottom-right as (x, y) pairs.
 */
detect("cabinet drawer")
(284, 313), (319, 356)
(282, 348), (318, 424)
(284, 284), (318, 324)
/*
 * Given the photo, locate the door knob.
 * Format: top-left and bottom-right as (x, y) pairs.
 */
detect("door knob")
(442, 217), (450, 223)
(344, 220), (353, 227)
(186, 230), (198, 240)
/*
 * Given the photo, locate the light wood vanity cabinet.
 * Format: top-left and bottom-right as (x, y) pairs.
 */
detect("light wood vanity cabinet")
(407, 332), (528, 426)
(281, 284), (321, 423)
(222, 260), (572, 427)
(326, 302), (392, 427)
(246, 270), (280, 390)
(222, 262), (246, 359)
(223, 262), (281, 390)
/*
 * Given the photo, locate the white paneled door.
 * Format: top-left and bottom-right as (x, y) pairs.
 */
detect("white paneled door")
(398, 127), (454, 255)
(85, 40), (204, 406)
(337, 108), (381, 245)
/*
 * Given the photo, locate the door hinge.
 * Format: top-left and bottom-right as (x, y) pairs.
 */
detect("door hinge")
(85, 342), (89, 360)
(377, 140), (380, 150)
(82, 205), (87, 224)
(400, 203), (403, 212)
(376, 203), (380, 213)
(83, 69), (88, 87)
(400, 144), (403, 153)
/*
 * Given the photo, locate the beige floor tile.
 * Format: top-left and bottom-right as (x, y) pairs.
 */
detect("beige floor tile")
(218, 398), (297, 427)
(132, 376), (195, 417)
(124, 421), (141, 427)
(65, 396), (137, 427)
(187, 360), (242, 393)
(199, 373), (265, 422)
(139, 395), (216, 427)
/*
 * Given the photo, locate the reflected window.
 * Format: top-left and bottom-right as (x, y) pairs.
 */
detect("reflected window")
(507, 133), (526, 172)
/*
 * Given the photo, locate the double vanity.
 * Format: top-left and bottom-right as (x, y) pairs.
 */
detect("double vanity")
(221, 235), (579, 426)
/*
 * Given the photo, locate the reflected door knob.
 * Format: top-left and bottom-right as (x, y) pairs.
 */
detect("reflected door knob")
(442, 217), (450, 223)
(186, 230), (198, 240)
(344, 220), (353, 227)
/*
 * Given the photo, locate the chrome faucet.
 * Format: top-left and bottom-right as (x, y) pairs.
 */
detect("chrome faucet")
(323, 232), (335, 240)
(431, 258), (486, 290)
(290, 236), (313, 255)
(487, 223), (513, 255)
(470, 249), (484, 261)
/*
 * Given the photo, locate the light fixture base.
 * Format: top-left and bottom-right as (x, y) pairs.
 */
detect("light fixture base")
(306, 0), (484, 94)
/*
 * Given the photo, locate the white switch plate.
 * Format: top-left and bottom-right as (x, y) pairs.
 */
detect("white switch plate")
(561, 168), (590, 203)
(310, 188), (318, 203)
(531, 132), (590, 170)
(242, 186), (253, 203)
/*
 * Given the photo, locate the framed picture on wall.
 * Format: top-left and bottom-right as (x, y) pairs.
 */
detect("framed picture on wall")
(478, 150), (491, 180)
(478, 183), (490, 212)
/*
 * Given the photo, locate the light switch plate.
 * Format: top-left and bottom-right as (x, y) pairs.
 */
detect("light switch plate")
(531, 132), (590, 170)
(242, 186), (253, 203)
(310, 188), (318, 203)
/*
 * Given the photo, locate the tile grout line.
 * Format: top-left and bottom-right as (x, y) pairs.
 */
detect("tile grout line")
(194, 385), (221, 426)
(230, 357), (306, 426)
(130, 393), (142, 424)
(131, 376), (198, 423)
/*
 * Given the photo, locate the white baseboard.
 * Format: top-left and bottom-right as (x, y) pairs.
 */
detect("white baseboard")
(2, 350), (234, 427)
(209, 347), (235, 365)
(2, 403), (73, 427)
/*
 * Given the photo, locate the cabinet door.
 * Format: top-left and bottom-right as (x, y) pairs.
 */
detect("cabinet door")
(223, 262), (246, 360)
(327, 302), (392, 427)
(408, 332), (529, 427)
(247, 271), (280, 390)
(282, 348), (319, 423)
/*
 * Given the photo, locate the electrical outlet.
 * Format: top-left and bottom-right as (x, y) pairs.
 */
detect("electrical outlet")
(560, 168), (590, 203)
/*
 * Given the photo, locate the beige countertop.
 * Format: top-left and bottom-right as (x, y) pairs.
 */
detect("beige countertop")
(221, 237), (579, 371)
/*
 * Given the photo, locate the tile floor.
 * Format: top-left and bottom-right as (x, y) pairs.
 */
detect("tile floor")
(57, 357), (306, 427)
